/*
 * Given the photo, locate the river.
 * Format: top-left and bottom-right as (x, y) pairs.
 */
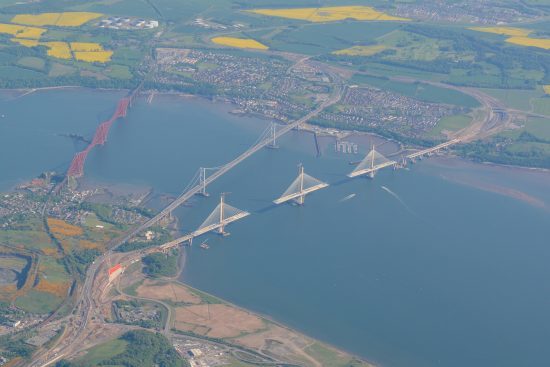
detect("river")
(1, 89), (549, 367)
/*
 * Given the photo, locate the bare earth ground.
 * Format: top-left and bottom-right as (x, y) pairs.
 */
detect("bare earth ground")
(160, 278), (372, 367)
(174, 303), (265, 338)
(136, 279), (201, 304)
(236, 324), (324, 367)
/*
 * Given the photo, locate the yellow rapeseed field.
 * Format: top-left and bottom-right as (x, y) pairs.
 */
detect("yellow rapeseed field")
(247, 6), (409, 22)
(10, 38), (39, 47)
(211, 36), (268, 50)
(47, 217), (83, 236)
(44, 42), (73, 59)
(333, 45), (387, 56)
(505, 36), (550, 49)
(73, 50), (113, 63)
(8, 37), (113, 62)
(543, 85), (550, 94)
(0, 23), (46, 39)
(11, 12), (102, 27)
(469, 26), (532, 37)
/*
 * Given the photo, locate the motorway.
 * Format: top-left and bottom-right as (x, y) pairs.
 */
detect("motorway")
(107, 84), (344, 251)
(29, 54), (510, 367)
(30, 73), (343, 367)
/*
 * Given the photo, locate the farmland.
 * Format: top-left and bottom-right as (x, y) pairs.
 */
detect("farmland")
(468, 26), (532, 37)
(246, 6), (410, 23)
(0, 23), (46, 38)
(11, 12), (102, 27)
(333, 45), (387, 56)
(505, 36), (550, 49)
(0, 176), (153, 320)
(211, 37), (268, 50)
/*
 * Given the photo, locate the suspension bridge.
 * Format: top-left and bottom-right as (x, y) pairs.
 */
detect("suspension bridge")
(274, 165), (328, 205)
(109, 88), (343, 249)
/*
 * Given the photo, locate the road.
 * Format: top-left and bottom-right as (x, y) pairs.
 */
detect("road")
(107, 82), (343, 251)
(29, 71), (343, 367)
(31, 51), (517, 367)
(389, 76), (513, 141)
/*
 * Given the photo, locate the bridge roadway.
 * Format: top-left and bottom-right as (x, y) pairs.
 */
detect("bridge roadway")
(406, 138), (461, 160)
(348, 161), (397, 178)
(273, 183), (329, 204)
(160, 211), (250, 249)
(348, 138), (461, 178)
(108, 87), (343, 250)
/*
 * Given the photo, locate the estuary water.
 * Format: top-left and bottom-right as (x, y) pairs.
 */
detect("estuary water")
(2, 89), (550, 367)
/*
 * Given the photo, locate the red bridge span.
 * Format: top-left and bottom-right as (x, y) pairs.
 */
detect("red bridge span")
(67, 91), (137, 178)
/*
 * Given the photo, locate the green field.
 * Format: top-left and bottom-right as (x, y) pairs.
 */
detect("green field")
(304, 342), (370, 367)
(17, 56), (46, 71)
(481, 87), (544, 111)
(39, 256), (69, 283)
(429, 115), (472, 137)
(532, 98), (550, 116)
(73, 339), (128, 367)
(352, 74), (480, 108)
(0, 228), (53, 252)
(14, 290), (63, 314)
(0, 255), (27, 271)
(264, 21), (401, 55)
(525, 117), (550, 140)
(66, 330), (184, 367)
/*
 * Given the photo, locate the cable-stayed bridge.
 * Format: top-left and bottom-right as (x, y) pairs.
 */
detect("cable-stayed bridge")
(348, 139), (462, 178)
(274, 165), (328, 205)
(109, 88), (343, 249)
(160, 194), (249, 248)
(348, 146), (397, 178)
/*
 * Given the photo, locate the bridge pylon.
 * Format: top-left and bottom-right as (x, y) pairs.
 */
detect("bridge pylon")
(348, 145), (396, 179)
(195, 193), (250, 237)
(267, 123), (279, 149)
(198, 167), (210, 197)
(274, 164), (328, 205)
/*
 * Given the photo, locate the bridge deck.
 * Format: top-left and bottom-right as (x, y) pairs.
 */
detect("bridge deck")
(273, 183), (329, 204)
(159, 212), (250, 249)
(407, 139), (460, 159)
(348, 161), (396, 178)
(110, 88), (342, 250)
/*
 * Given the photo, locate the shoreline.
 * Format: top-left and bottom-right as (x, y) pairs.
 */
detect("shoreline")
(176, 247), (379, 367)
(2, 85), (547, 174)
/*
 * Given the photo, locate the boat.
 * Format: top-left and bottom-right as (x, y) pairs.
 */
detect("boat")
(200, 240), (210, 249)
(339, 193), (356, 202)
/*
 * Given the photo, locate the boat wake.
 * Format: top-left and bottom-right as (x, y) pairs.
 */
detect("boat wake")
(380, 185), (419, 218)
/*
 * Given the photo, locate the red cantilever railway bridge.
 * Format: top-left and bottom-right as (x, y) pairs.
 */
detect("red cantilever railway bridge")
(67, 89), (139, 178)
